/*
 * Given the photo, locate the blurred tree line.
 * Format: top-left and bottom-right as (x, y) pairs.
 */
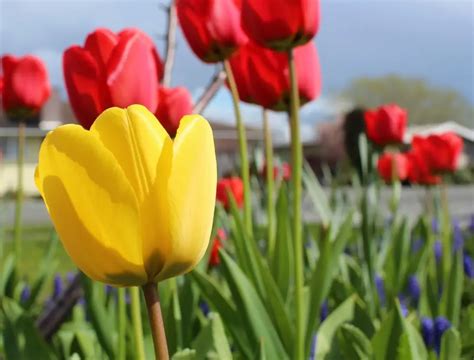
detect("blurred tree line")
(342, 75), (474, 127)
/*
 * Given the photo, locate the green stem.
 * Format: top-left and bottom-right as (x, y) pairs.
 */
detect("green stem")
(117, 288), (126, 360)
(143, 283), (169, 360)
(223, 59), (252, 234)
(130, 287), (146, 360)
(263, 108), (276, 258)
(288, 48), (304, 360)
(14, 121), (25, 267)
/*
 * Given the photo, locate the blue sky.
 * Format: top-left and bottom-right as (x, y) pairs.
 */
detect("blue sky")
(1, 0), (473, 140)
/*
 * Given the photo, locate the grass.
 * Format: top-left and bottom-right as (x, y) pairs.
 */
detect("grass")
(1, 224), (76, 280)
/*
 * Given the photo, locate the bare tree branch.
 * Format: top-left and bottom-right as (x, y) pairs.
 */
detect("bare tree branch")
(193, 70), (227, 114)
(162, 0), (177, 87)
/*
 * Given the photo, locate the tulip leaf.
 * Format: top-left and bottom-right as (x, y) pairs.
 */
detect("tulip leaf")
(440, 250), (463, 326)
(81, 276), (115, 359)
(219, 251), (288, 359)
(1, 297), (54, 359)
(0, 254), (15, 297)
(192, 312), (232, 359)
(272, 181), (293, 300)
(440, 328), (461, 360)
(305, 212), (354, 349)
(303, 164), (332, 227)
(314, 295), (357, 359)
(190, 270), (254, 358)
(227, 192), (265, 297)
(172, 348), (196, 359)
(336, 323), (373, 359)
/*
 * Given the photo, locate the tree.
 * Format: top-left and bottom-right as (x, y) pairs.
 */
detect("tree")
(342, 75), (473, 127)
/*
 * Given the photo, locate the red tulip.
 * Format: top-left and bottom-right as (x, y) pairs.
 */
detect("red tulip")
(208, 228), (226, 267)
(364, 104), (407, 146)
(405, 149), (441, 185)
(412, 133), (463, 173)
(241, 0), (320, 51)
(1, 55), (51, 117)
(177, 0), (248, 63)
(229, 41), (321, 110)
(63, 28), (163, 129)
(377, 152), (409, 183)
(216, 177), (244, 209)
(155, 86), (193, 137)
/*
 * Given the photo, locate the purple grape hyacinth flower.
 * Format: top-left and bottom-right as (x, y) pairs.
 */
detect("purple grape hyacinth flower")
(375, 275), (386, 306)
(20, 285), (31, 304)
(412, 238), (424, 252)
(199, 301), (210, 317)
(421, 317), (434, 348)
(434, 241), (442, 263)
(407, 275), (421, 305)
(309, 334), (317, 360)
(320, 301), (329, 323)
(464, 253), (474, 279)
(469, 214), (474, 234)
(53, 275), (62, 299)
(434, 316), (451, 355)
(432, 218), (440, 234)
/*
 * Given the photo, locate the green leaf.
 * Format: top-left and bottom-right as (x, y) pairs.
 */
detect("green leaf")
(314, 295), (357, 359)
(372, 302), (404, 360)
(440, 250), (463, 326)
(272, 182), (293, 300)
(303, 164), (332, 227)
(440, 328), (461, 360)
(306, 213), (354, 349)
(172, 348), (196, 359)
(220, 251), (288, 359)
(0, 254), (15, 297)
(81, 276), (115, 359)
(336, 323), (373, 359)
(190, 270), (253, 358)
(192, 312), (232, 359)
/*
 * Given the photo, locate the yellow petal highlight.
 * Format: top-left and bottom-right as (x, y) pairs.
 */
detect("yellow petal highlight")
(36, 124), (147, 286)
(90, 105), (170, 203)
(154, 114), (217, 282)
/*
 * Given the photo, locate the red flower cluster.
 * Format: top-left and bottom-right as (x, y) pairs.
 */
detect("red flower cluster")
(208, 228), (227, 267)
(377, 132), (463, 185)
(364, 104), (407, 146)
(262, 162), (291, 181)
(177, 0), (321, 110)
(377, 153), (409, 183)
(62, 28), (193, 135)
(216, 177), (244, 209)
(229, 41), (321, 111)
(177, 0), (248, 63)
(1, 55), (51, 118)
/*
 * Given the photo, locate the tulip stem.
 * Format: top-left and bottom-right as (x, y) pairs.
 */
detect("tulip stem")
(143, 283), (169, 360)
(130, 287), (146, 360)
(223, 59), (252, 235)
(117, 287), (126, 360)
(14, 121), (25, 268)
(288, 49), (304, 359)
(263, 108), (276, 258)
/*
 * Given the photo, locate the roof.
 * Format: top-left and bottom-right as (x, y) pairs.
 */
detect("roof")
(404, 121), (474, 143)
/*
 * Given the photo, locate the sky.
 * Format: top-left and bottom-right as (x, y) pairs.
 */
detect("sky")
(1, 0), (473, 141)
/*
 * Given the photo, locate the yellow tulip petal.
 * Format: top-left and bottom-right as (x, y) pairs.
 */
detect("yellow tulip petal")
(36, 124), (147, 286)
(90, 105), (170, 203)
(91, 105), (174, 279)
(154, 115), (217, 282)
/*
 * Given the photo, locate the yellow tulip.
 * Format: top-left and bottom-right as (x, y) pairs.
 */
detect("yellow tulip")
(35, 105), (217, 286)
